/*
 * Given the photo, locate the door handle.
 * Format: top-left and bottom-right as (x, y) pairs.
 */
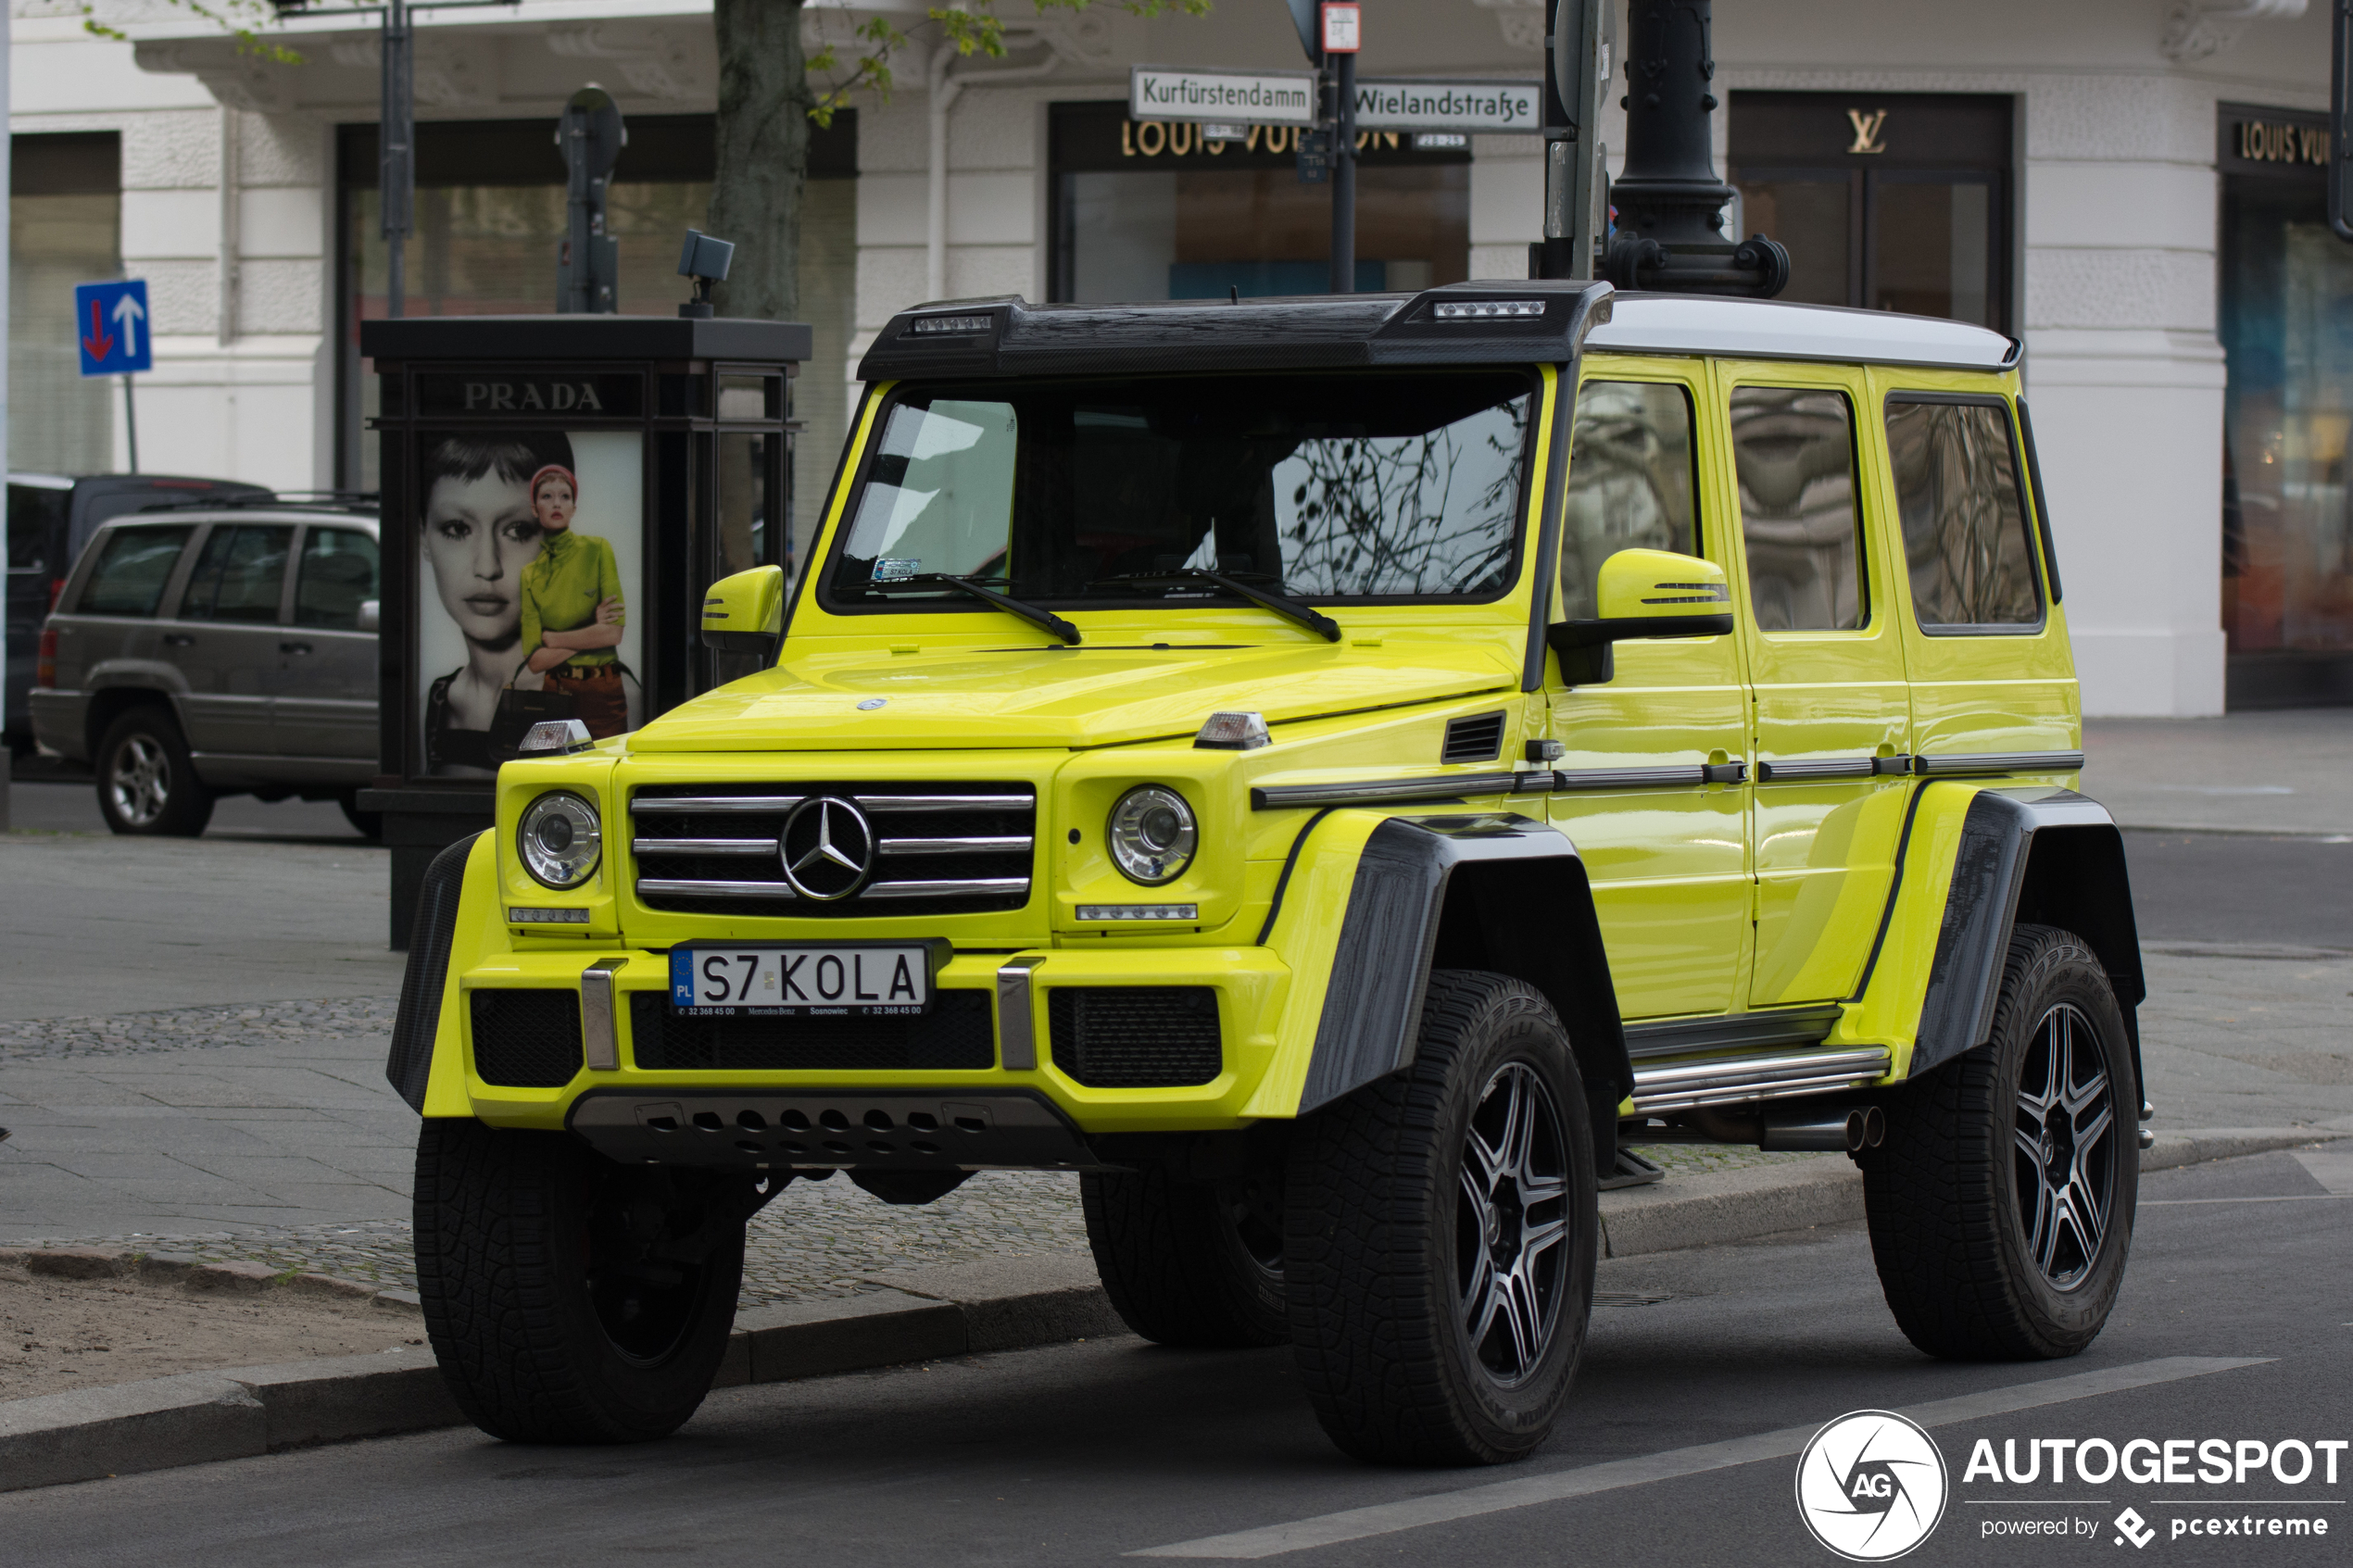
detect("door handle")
(281, 641), (313, 655)
(163, 633), (195, 647)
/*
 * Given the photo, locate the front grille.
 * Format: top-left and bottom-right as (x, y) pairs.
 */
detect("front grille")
(630, 783), (1035, 918)
(1442, 711), (1506, 764)
(471, 989), (584, 1087)
(629, 990), (996, 1071)
(1049, 987), (1222, 1087)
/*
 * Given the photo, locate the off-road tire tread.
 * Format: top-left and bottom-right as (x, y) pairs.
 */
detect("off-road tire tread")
(1081, 1165), (1286, 1348)
(413, 1118), (739, 1444)
(1285, 970), (1592, 1466)
(1860, 923), (2134, 1361)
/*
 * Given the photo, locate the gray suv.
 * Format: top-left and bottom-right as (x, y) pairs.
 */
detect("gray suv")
(29, 501), (381, 835)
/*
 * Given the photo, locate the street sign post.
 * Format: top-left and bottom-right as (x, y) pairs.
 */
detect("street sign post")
(75, 278), (150, 473)
(1321, 3), (1360, 294)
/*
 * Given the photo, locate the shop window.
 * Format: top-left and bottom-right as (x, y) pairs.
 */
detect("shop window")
(9, 133), (120, 475)
(2220, 103), (2353, 707)
(1884, 398), (2040, 630)
(1561, 380), (1701, 621)
(1729, 94), (2009, 332)
(1730, 387), (1865, 633)
(1049, 103), (1467, 303)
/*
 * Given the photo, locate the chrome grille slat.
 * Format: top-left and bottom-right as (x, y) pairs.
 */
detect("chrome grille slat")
(629, 783), (1036, 917)
(631, 796), (806, 815)
(862, 877), (1032, 899)
(639, 877), (799, 900)
(879, 835), (1031, 857)
(633, 837), (776, 857)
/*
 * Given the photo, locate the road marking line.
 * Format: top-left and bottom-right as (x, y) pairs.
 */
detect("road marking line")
(2293, 1151), (2353, 1195)
(1127, 1357), (2270, 1560)
(2145, 1203), (2343, 1212)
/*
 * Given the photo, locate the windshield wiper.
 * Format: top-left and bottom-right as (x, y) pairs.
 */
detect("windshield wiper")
(1089, 569), (1341, 643)
(865, 573), (1081, 645)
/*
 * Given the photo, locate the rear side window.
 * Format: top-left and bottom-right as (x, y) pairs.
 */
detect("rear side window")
(7, 483), (69, 575)
(181, 523), (294, 623)
(1884, 397), (2043, 629)
(295, 528), (381, 630)
(76, 525), (193, 617)
(1561, 380), (1700, 621)
(1730, 386), (1867, 632)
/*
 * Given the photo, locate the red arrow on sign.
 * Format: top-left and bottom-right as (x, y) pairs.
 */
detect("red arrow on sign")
(82, 298), (114, 362)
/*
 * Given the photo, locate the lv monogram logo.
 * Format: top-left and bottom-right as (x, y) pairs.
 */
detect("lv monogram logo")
(1845, 108), (1889, 155)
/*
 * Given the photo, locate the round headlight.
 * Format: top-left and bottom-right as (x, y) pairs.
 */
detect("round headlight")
(519, 791), (602, 889)
(1108, 784), (1197, 885)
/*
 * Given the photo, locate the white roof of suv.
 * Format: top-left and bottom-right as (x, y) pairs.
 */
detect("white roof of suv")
(1585, 293), (2020, 372)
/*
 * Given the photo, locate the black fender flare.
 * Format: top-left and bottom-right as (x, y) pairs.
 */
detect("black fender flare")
(386, 830), (484, 1112)
(1299, 812), (1630, 1166)
(1913, 788), (2145, 1088)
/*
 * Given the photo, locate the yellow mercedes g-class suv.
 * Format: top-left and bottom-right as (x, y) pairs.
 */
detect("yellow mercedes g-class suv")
(390, 281), (2144, 1466)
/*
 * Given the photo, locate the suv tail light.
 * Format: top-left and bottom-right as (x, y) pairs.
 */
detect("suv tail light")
(35, 625), (57, 689)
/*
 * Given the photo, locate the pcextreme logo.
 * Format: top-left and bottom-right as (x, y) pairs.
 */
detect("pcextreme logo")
(1796, 1410), (1952, 1561)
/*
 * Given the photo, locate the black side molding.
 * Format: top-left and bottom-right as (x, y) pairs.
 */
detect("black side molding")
(386, 831), (483, 1113)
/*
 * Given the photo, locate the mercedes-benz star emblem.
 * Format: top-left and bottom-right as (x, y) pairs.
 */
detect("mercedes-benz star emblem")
(778, 796), (875, 901)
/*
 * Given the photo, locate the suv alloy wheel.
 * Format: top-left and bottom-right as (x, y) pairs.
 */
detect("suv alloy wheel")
(94, 706), (215, 837)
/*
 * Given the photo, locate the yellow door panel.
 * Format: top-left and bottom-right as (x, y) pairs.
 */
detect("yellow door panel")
(1866, 368), (2082, 762)
(1714, 358), (1914, 1007)
(1551, 358), (1750, 1019)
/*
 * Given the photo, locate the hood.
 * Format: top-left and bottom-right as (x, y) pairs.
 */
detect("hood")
(630, 641), (1518, 752)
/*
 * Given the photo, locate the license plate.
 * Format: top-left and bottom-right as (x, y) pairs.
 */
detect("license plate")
(668, 945), (932, 1017)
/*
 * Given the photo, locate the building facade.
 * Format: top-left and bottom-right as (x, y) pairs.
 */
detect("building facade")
(10, 0), (2347, 714)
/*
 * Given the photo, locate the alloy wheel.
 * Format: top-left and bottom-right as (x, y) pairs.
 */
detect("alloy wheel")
(107, 734), (171, 827)
(2012, 1002), (2118, 1290)
(1455, 1061), (1571, 1386)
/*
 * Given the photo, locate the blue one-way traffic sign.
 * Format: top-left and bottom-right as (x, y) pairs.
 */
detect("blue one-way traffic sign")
(75, 279), (152, 377)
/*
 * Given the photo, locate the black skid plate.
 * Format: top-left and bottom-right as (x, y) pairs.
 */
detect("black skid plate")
(566, 1088), (1103, 1172)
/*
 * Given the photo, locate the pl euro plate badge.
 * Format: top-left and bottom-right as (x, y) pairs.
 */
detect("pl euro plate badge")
(670, 945), (932, 1017)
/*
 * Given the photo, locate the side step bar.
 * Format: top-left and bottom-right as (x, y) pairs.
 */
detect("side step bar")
(1629, 1046), (1893, 1116)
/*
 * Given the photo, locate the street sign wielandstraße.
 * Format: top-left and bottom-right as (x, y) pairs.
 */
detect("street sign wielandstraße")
(74, 279), (152, 378)
(1353, 79), (1541, 134)
(1129, 65), (1320, 128)
(1129, 66), (1541, 136)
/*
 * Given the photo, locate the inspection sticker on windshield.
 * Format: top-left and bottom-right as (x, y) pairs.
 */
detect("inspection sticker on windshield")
(669, 945), (931, 1016)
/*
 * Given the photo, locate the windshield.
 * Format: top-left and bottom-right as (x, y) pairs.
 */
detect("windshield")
(822, 370), (1536, 613)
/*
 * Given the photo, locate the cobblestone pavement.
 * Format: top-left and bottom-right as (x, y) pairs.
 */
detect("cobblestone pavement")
(0, 997), (399, 1062)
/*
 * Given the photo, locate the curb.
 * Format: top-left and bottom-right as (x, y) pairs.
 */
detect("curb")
(1599, 1125), (2351, 1260)
(4, 1129), (2342, 1492)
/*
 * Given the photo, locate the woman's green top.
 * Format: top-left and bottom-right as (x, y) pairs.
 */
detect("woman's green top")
(520, 529), (624, 669)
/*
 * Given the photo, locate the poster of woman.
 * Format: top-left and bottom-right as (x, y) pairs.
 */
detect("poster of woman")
(416, 429), (643, 776)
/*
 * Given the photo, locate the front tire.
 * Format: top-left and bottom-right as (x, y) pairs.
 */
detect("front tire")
(413, 1119), (749, 1443)
(1285, 971), (1598, 1466)
(1859, 924), (2138, 1361)
(1082, 1161), (1288, 1348)
(94, 707), (213, 836)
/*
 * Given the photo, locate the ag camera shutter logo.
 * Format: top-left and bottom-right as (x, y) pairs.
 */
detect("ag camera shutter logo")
(1795, 1410), (1950, 1561)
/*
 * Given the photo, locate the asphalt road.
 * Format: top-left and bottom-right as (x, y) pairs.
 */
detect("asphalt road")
(5, 1148), (2345, 1567)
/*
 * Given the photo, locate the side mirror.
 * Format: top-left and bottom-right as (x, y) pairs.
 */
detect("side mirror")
(700, 565), (785, 656)
(1548, 548), (1734, 684)
(357, 599), (380, 633)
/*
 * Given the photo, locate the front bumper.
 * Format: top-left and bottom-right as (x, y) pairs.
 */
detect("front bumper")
(459, 945), (1293, 1142)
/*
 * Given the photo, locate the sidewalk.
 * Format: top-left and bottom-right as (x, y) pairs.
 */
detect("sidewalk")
(2082, 709), (2353, 836)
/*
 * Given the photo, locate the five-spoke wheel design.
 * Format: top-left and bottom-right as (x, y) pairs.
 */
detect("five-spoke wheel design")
(1456, 1061), (1571, 1387)
(2011, 1001), (2118, 1290)
(107, 733), (173, 827)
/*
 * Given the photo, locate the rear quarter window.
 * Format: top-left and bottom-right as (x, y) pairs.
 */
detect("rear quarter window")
(74, 525), (193, 617)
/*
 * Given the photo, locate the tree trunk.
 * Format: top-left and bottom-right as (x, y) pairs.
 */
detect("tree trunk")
(708, 0), (812, 321)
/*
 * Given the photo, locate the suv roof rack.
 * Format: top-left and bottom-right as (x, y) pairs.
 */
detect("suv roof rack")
(132, 489), (379, 516)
